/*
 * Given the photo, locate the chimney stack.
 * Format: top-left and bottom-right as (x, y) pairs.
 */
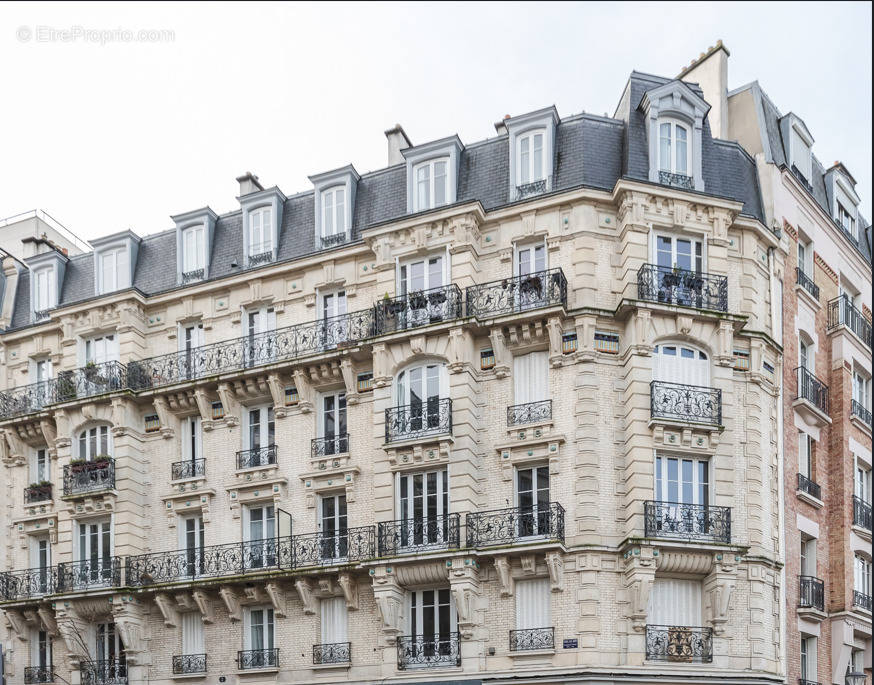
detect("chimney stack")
(385, 125), (412, 166)
(677, 40), (730, 140)
(236, 172), (264, 197)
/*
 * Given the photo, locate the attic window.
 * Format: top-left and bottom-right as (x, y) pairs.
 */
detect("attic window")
(838, 203), (857, 240)
(248, 207), (273, 264)
(790, 126), (812, 186)
(181, 224), (206, 282)
(321, 186), (347, 248)
(97, 246), (129, 294)
(413, 158), (449, 212)
(658, 118), (692, 189)
(32, 266), (56, 320)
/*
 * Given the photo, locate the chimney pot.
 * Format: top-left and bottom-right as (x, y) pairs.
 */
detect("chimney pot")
(236, 172), (263, 197)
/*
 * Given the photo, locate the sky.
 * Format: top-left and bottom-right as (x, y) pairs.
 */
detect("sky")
(0, 1), (871, 242)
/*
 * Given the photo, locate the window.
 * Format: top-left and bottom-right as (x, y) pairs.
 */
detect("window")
(318, 494), (348, 560)
(32, 267), (56, 315)
(855, 462), (872, 503)
(400, 255), (445, 295)
(320, 597), (348, 647)
(243, 608), (275, 662)
(838, 203), (857, 239)
(182, 416), (202, 464)
(790, 127), (812, 181)
(178, 515), (204, 578)
(244, 307), (276, 366)
(655, 455), (709, 506)
(799, 337), (811, 372)
(594, 332), (619, 354)
(33, 358), (52, 385)
(396, 469), (449, 549)
(181, 612), (204, 659)
(318, 392), (347, 454)
(321, 186), (346, 238)
(516, 130), (546, 186)
(517, 465), (550, 537)
(515, 242), (546, 277)
(248, 207), (272, 257)
(408, 589), (456, 657)
(658, 119), (690, 176)
(320, 290), (348, 347)
(84, 334), (119, 365)
(29, 536), (51, 594)
(78, 425), (111, 460)
(31, 448), (49, 484)
(849, 649), (865, 674)
(243, 505), (276, 569)
(798, 432), (813, 480)
(516, 578), (551, 632)
(97, 247), (128, 294)
(180, 323), (204, 378)
(854, 555), (871, 596)
(797, 240), (811, 276)
(652, 344), (710, 387)
(245, 406), (275, 455)
(562, 332), (579, 354)
(853, 371), (870, 410)
(30, 629), (52, 674)
(413, 159), (449, 212)
(182, 225), (205, 277)
(656, 234), (703, 273)
(800, 636), (816, 681)
(800, 536), (816, 576)
(95, 622), (125, 669)
(76, 519), (113, 584)
(513, 351), (549, 405)
(647, 578), (702, 627)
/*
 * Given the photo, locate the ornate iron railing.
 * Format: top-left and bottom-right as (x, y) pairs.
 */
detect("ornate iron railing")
(32, 309), (51, 322)
(796, 267), (820, 300)
(854, 496), (872, 531)
(650, 381), (722, 426)
(791, 164), (813, 193)
(509, 627), (554, 652)
(514, 177), (550, 201)
(853, 590), (872, 612)
(0, 566), (55, 600)
(796, 366), (829, 415)
(658, 171), (694, 190)
(172, 654), (207, 674)
(289, 526), (375, 567)
(24, 667), (55, 683)
(799, 575), (824, 611)
(171, 458), (205, 480)
(507, 399), (552, 426)
(0, 380), (51, 419)
(312, 642), (351, 665)
(378, 514), (460, 556)
(396, 632), (460, 669)
(24, 483), (53, 504)
(247, 250), (273, 267)
(62, 459), (115, 496)
(320, 233), (347, 250)
(311, 434), (349, 458)
(466, 503), (565, 547)
(644, 501), (731, 544)
(466, 268), (567, 319)
(237, 648), (278, 670)
(645, 624), (712, 663)
(181, 269), (204, 284)
(638, 264), (728, 312)
(385, 398), (452, 443)
(373, 285), (463, 335)
(828, 296), (872, 348)
(80, 660), (128, 685)
(56, 557), (121, 592)
(236, 445), (276, 469)
(851, 400), (872, 427)
(797, 473), (821, 500)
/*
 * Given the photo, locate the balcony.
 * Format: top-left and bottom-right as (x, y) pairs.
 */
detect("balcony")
(373, 285), (463, 335)
(0, 380), (51, 419)
(171, 458), (205, 481)
(650, 381), (722, 426)
(0, 567), (54, 601)
(509, 627), (554, 652)
(514, 177), (551, 201)
(854, 496), (872, 531)
(637, 264), (728, 312)
(466, 503), (565, 548)
(791, 164), (813, 193)
(854, 590), (872, 612)
(795, 267), (820, 301)
(311, 434), (349, 458)
(851, 400), (872, 429)
(56, 557), (121, 592)
(320, 233), (347, 250)
(396, 632), (460, 670)
(80, 660), (127, 685)
(466, 268), (567, 319)
(799, 575), (824, 611)
(385, 398), (452, 443)
(794, 367), (830, 423)
(658, 170), (694, 190)
(247, 249), (273, 267)
(172, 654), (207, 675)
(506, 399), (552, 426)
(797, 473), (822, 501)
(644, 501), (732, 544)
(181, 268), (204, 284)
(24, 483), (53, 504)
(288, 527), (375, 567)
(377, 514), (460, 557)
(645, 624), (712, 663)
(24, 667), (54, 683)
(237, 648), (278, 670)
(62, 458), (115, 497)
(236, 445), (276, 470)
(313, 642), (351, 665)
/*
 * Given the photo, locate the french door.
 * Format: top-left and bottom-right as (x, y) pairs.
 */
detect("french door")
(246, 406), (275, 464)
(515, 244), (547, 310)
(179, 515), (205, 578)
(78, 425), (111, 461)
(321, 290), (347, 348)
(516, 466), (550, 537)
(397, 470), (449, 549)
(244, 505), (276, 569)
(396, 364), (444, 432)
(181, 417), (202, 476)
(516, 578), (551, 631)
(654, 454), (710, 537)
(181, 323), (204, 379)
(85, 335), (118, 365)
(320, 597), (348, 645)
(856, 465), (871, 503)
(95, 622), (126, 676)
(31, 629), (52, 673)
(319, 393), (347, 455)
(654, 234), (705, 306)
(181, 612), (204, 658)
(652, 344), (710, 387)
(31, 448), (49, 483)
(399, 256), (447, 327)
(29, 537), (51, 595)
(408, 589), (457, 663)
(513, 351), (549, 405)
(77, 519), (112, 585)
(318, 494), (348, 561)
(245, 307), (276, 366)
(243, 608), (275, 663)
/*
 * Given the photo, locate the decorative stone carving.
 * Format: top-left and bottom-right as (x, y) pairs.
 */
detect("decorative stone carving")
(291, 369), (314, 413)
(488, 329), (511, 378)
(219, 587), (242, 622)
(216, 384), (240, 426)
(264, 583), (286, 618)
(267, 374), (288, 418)
(191, 590), (214, 624)
(449, 559), (481, 639)
(371, 569), (405, 640)
(112, 598), (147, 665)
(193, 389), (216, 431)
(546, 551), (564, 592)
(154, 593), (179, 627)
(338, 573), (359, 611)
(623, 547), (657, 632)
(152, 397), (175, 439)
(294, 579), (318, 615)
(547, 316), (564, 366)
(4, 610), (28, 641)
(704, 553), (738, 635)
(520, 554), (537, 575)
(339, 358), (359, 405)
(494, 556), (514, 597)
(37, 607), (58, 636)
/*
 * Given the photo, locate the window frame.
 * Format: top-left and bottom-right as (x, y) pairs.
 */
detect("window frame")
(657, 117), (692, 176)
(96, 246), (128, 295)
(516, 128), (547, 186)
(32, 265), (56, 313)
(181, 224), (206, 275)
(412, 158), (450, 212)
(320, 185), (347, 238)
(248, 206), (273, 257)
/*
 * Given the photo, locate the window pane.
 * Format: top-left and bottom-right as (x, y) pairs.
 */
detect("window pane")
(676, 126), (688, 174)
(417, 165), (431, 210)
(659, 123), (672, 172)
(434, 161), (446, 206)
(532, 134), (543, 181)
(335, 189), (346, 233)
(520, 137), (530, 184)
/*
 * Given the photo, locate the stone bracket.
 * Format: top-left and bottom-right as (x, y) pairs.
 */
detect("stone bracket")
(192, 589), (214, 624)
(264, 583), (286, 618)
(338, 573), (359, 611)
(494, 556), (515, 597)
(219, 587), (242, 622)
(295, 578), (318, 615)
(154, 593), (179, 628)
(546, 551), (564, 592)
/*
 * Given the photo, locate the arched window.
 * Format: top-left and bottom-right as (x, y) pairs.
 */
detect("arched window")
(389, 362), (450, 440)
(653, 343), (709, 387)
(516, 129), (546, 186)
(395, 362), (447, 406)
(658, 118), (691, 176)
(77, 424), (112, 461)
(413, 158), (449, 212)
(248, 206), (272, 256)
(321, 186), (346, 238)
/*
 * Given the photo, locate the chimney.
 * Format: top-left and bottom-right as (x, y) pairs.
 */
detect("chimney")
(678, 40), (730, 140)
(0, 256), (20, 330)
(236, 172), (264, 197)
(385, 125), (412, 166)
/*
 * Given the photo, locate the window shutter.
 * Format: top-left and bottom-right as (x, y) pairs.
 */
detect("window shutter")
(647, 578), (702, 626)
(515, 578), (550, 629)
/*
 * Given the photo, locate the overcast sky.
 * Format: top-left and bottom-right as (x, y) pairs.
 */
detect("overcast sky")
(0, 1), (871, 242)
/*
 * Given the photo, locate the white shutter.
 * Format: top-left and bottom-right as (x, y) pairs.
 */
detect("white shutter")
(181, 613), (204, 655)
(515, 578), (550, 629)
(514, 351), (549, 405)
(320, 597), (348, 644)
(647, 578), (702, 626)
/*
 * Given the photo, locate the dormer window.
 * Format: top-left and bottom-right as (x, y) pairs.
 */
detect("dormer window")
(790, 126), (812, 183)
(248, 207), (273, 263)
(173, 208), (217, 285)
(838, 203), (857, 240)
(97, 246), (129, 294)
(402, 136), (463, 214)
(413, 158), (448, 212)
(658, 119), (690, 182)
(321, 186), (347, 243)
(309, 165), (359, 250)
(517, 130), (546, 188)
(502, 107), (558, 201)
(32, 266), (56, 320)
(181, 224), (206, 282)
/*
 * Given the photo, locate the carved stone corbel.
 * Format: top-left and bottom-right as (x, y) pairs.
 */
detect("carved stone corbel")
(294, 578), (318, 615)
(39, 420), (57, 457)
(154, 593), (179, 627)
(371, 343), (392, 387)
(546, 316), (564, 366)
(448, 559), (481, 639)
(704, 553), (737, 635)
(152, 396), (175, 439)
(0, 429), (26, 466)
(219, 587), (242, 621)
(266, 374), (288, 418)
(494, 556), (514, 597)
(193, 389), (215, 431)
(243, 586), (265, 604)
(112, 599), (147, 665)
(447, 327), (466, 375)
(264, 583), (286, 618)
(489, 329), (511, 378)
(520, 554), (537, 575)
(216, 384), (241, 427)
(338, 573), (359, 611)
(4, 610), (28, 641)
(339, 358), (359, 405)
(371, 568), (404, 640)
(37, 607), (58, 636)
(546, 551), (565, 592)
(631, 308), (653, 354)
(291, 369), (314, 414)
(191, 590), (214, 624)
(623, 547), (657, 632)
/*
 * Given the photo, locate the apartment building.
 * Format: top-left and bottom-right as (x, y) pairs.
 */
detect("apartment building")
(0, 55), (805, 685)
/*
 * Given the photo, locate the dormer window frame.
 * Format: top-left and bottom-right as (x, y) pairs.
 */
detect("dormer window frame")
(321, 185), (347, 239)
(173, 207), (218, 285)
(248, 206), (273, 257)
(239, 187), (286, 268)
(402, 135), (463, 214)
(309, 165), (359, 250)
(789, 120), (813, 184)
(32, 265), (56, 318)
(516, 128), (547, 186)
(503, 108), (559, 201)
(90, 231), (140, 297)
(832, 173), (860, 242)
(657, 117), (692, 177)
(412, 158), (449, 212)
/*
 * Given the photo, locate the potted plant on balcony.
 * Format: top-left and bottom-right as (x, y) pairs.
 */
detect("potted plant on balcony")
(69, 458), (87, 473)
(56, 371), (77, 401)
(26, 480), (52, 500)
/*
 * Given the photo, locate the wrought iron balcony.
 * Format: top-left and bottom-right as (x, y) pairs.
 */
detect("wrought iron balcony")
(237, 648), (279, 670)
(797, 473), (821, 500)
(311, 434), (349, 458)
(172, 654), (207, 674)
(247, 250), (273, 267)
(24, 483), (53, 504)
(791, 164), (813, 193)
(795, 267), (820, 300)
(288, 526), (375, 567)
(171, 458), (205, 480)
(396, 632), (460, 669)
(466, 268), (567, 319)
(644, 501), (731, 544)
(645, 624), (712, 663)
(0, 566), (55, 600)
(236, 445), (276, 469)
(81, 659), (128, 685)
(851, 400), (872, 428)
(24, 667), (55, 683)
(507, 399), (552, 426)
(658, 170), (694, 190)
(56, 557), (121, 592)
(466, 503), (565, 548)
(313, 642), (351, 665)
(509, 627), (554, 652)
(795, 366), (829, 415)
(650, 380), (722, 426)
(373, 285), (463, 335)
(637, 264), (728, 312)
(54, 362), (128, 404)
(0, 380), (51, 419)
(181, 268), (204, 284)
(854, 496), (872, 531)
(377, 514), (460, 557)
(799, 575), (824, 611)
(32, 309), (51, 322)
(385, 398), (452, 443)
(854, 590), (872, 612)
(320, 233), (347, 250)
(514, 177), (551, 201)
(62, 458), (115, 496)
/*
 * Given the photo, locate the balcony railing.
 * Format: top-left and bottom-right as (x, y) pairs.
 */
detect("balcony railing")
(638, 264), (728, 312)
(0, 380), (51, 419)
(396, 632), (460, 670)
(650, 381), (722, 426)
(645, 624), (712, 663)
(80, 659), (127, 685)
(851, 400), (872, 428)
(791, 164), (813, 193)
(854, 590), (872, 612)
(796, 267), (820, 300)
(171, 458), (205, 480)
(799, 575), (824, 611)
(311, 434), (349, 458)
(797, 473), (821, 500)
(0, 566), (55, 600)
(373, 285), (463, 335)
(320, 233), (347, 250)
(172, 654), (207, 675)
(313, 642), (351, 665)
(24, 667), (54, 683)
(466, 268), (567, 319)
(56, 557), (121, 592)
(236, 445), (276, 470)
(509, 627), (554, 652)
(377, 514), (460, 557)
(795, 366), (829, 415)
(658, 170), (694, 190)
(644, 501), (732, 544)
(24, 483), (53, 504)
(466, 503), (565, 548)
(507, 399), (552, 426)
(514, 177), (551, 201)
(854, 496), (872, 531)
(288, 526), (375, 567)
(181, 269), (204, 284)
(237, 648), (278, 670)
(62, 458), (115, 496)
(385, 398), (452, 443)
(32, 309), (51, 322)
(247, 249), (273, 267)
